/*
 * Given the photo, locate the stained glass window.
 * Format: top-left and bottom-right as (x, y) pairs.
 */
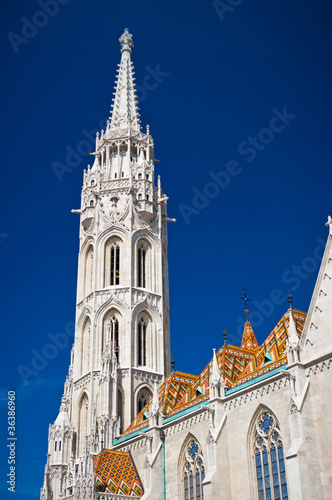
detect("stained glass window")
(253, 410), (288, 500)
(182, 438), (205, 500)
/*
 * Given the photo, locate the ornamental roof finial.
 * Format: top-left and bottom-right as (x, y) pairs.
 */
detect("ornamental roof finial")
(287, 290), (293, 310)
(242, 287), (250, 322)
(119, 28), (134, 54)
(222, 328), (228, 346)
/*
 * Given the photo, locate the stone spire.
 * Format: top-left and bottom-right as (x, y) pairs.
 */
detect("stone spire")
(287, 308), (299, 347)
(149, 383), (161, 427)
(209, 348), (226, 399)
(109, 29), (141, 132)
(210, 348), (221, 387)
(150, 383), (161, 417)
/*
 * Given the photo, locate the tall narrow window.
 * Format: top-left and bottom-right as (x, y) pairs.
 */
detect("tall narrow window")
(253, 409), (289, 500)
(110, 244), (120, 285)
(81, 318), (91, 375)
(85, 246), (93, 297)
(110, 315), (119, 362)
(78, 394), (89, 458)
(105, 239), (121, 287)
(137, 317), (147, 366)
(137, 245), (146, 288)
(182, 438), (205, 500)
(136, 387), (152, 415)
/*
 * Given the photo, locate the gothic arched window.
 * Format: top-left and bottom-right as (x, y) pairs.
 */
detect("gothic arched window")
(182, 438), (205, 500)
(84, 245), (94, 297)
(137, 317), (147, 366)
(110, 244), (120, 285)
(78, 393), (89, 458)
(136, 387), (152, 415)
(137, 243), (147, 288)
(103, 312), (121, 359)
(109, 315), (119, 362)
(104, 238), (121, 287)
(81, 318), (91, 375)
(253, 409), (289, 500)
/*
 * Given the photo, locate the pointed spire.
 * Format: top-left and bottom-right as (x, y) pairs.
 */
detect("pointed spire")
(211, 348), (221, 384)
(241, 321), (258, 350)
(287, 309), (299, 346)
(240, 287), (258, 349)
(109, 29), (141, 132)
(150, 382), (160, 417)
(209, 348), (226, 399)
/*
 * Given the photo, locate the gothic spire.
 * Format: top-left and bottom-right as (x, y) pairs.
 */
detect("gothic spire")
(241, 321), (258, 350)
(109, 29), (141, 132)
(287, 308), (299, 346)
(240, 287), (258, 349)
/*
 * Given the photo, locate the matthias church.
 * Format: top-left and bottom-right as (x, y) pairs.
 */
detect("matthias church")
(41, 30), (332, 500)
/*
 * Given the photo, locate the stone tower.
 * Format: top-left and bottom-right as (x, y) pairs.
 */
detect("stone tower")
(41, 29), (172, 499)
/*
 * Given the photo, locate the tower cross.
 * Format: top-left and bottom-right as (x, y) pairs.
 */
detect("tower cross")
(242, 287), (250, 322)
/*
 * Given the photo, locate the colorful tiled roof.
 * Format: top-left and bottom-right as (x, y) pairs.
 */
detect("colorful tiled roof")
(120, 308), (307, 437)
(233, 309), (306, 386)
(121, 371), (198, 437)
(241, 321), (259, 349)
(94, 449), (143, 497)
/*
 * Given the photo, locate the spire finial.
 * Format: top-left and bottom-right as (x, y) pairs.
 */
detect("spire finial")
(287, 290), (293, 310)
(110, 30), (141, 131)
(171, 356), (175, 373)
(222, 327), (228, 346)
(242, 287), (250, 321)
(119, 29), (134, 53)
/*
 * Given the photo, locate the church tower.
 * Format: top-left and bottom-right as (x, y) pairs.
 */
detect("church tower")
(41, 29), (172, 499)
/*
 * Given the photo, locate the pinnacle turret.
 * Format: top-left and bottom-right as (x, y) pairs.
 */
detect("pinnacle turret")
(109, 29), (141, 132)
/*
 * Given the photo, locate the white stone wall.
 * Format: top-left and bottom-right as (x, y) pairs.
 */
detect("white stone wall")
(114, 362), (332, 500)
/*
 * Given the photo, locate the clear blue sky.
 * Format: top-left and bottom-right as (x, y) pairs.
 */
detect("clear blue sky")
(0, 0), (332, 497)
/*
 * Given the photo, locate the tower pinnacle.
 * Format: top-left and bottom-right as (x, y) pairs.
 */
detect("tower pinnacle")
(109, 29), (141, 131)
(119, 28), (134, 54)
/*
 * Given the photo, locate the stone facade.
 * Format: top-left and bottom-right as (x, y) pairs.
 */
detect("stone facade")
(41, 30), (332, 500)
(41, 29), (172, 500)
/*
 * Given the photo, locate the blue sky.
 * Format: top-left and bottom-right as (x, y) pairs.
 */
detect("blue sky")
(1, 0), (332, 497)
